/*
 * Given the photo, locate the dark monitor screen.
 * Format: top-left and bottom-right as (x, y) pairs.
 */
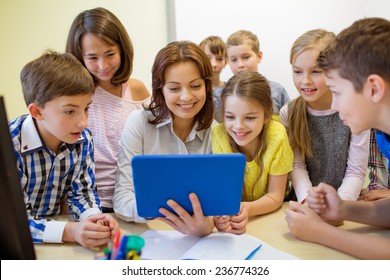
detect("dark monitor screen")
(0, 96), (36, 260)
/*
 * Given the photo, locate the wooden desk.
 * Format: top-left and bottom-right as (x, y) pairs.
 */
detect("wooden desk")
(34, 203), (390, 260)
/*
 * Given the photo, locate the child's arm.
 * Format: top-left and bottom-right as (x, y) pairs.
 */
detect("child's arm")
(62, 213), (118, 247)
(285, 200), (390, 259)
(65, 130), (120, 246)
(14, 142), (75, 244)
(21, 183), (113, 246)
(290, 149), (313, 203)
(244, 174), (287, 216)
(338, 130), (370, 200)
(343, 198), (390, 227)
(67, 129), (101, 219)
(308, 183), (390, 227)
(279, 105), (312, 203)
(26, 214), (67, 244)
(360, 189), (390, 201)
(225, 174), (287, 235)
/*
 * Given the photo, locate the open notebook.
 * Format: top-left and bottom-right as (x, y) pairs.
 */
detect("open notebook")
(140, 230), (298, 260)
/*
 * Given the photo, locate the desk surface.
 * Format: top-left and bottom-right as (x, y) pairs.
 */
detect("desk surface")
(35, 203), (390, 260)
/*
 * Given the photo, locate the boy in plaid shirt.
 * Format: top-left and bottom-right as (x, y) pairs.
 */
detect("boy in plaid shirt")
(9, 51), (118, 247)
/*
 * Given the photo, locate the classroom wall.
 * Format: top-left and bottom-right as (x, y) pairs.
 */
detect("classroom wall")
(172, 0), (390, 100)
(0, 0), (169, 119)
(1, 0), (389, 119)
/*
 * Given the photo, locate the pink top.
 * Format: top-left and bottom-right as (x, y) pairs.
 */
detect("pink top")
(280, 104), (369, 202)
(88, 82), (150, 208)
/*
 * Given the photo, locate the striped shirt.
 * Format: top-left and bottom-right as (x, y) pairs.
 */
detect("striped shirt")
(9, 114), (101, 243)
(88, 83), (150, 209)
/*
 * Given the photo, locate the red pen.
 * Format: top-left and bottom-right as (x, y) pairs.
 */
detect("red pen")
(110, 230), (122, 260)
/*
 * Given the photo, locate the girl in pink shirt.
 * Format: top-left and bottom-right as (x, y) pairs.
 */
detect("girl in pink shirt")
(66, 7), (150, 212)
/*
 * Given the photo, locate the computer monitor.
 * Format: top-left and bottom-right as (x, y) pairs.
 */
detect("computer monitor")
(0, 96), (36, 260)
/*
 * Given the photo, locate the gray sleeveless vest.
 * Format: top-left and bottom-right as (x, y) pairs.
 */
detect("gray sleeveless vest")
(305, 112), (351, 189)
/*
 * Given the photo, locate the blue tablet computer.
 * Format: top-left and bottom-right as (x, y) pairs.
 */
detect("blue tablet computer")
(132, 154), (246, 218)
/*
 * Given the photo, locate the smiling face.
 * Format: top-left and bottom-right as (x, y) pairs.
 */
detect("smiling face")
(162, 61), (206, 126)
(224, 95), (267, 158)
(31, 94), (93, 153)
(81, 33), (121, 86)
(226, 43), (262, 75)
(292, 49), (332, 110)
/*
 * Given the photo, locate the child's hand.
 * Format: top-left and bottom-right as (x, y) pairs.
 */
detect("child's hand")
(157, 193), (214, 237)
(359, 189), (390, 201)
(63, 214), (113, 248)
(95, 213), (120, 240)
(307, 183), (344, 222)
(213, 216), (232, 232)
(285, 201), (325, 242)
(306, 187), (327, 214)
(229, 203), (249, 234)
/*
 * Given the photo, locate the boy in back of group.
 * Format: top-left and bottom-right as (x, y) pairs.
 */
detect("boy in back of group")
(226, 30), (290, 118)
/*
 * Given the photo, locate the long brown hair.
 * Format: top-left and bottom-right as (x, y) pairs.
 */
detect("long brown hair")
(65, 7), (133, 86)
(147, 41), (214, 130)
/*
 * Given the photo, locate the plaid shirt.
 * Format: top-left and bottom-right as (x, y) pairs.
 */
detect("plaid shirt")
(9, 115), (101, 243)
(368, 129), (390, 190)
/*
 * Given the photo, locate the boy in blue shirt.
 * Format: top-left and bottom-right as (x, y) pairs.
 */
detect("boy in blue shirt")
(285, 17), (390, 259)
(9, 51), (118, 247)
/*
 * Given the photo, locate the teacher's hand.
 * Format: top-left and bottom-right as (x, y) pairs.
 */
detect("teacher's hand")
(157, 193), (214, 237)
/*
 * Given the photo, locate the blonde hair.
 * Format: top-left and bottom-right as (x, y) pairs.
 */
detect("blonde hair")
(288, 29), (336, 159)
(226, 30), (260, 53)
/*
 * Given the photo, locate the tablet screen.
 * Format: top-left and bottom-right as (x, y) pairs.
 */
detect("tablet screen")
(132, 154), (246, 218)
